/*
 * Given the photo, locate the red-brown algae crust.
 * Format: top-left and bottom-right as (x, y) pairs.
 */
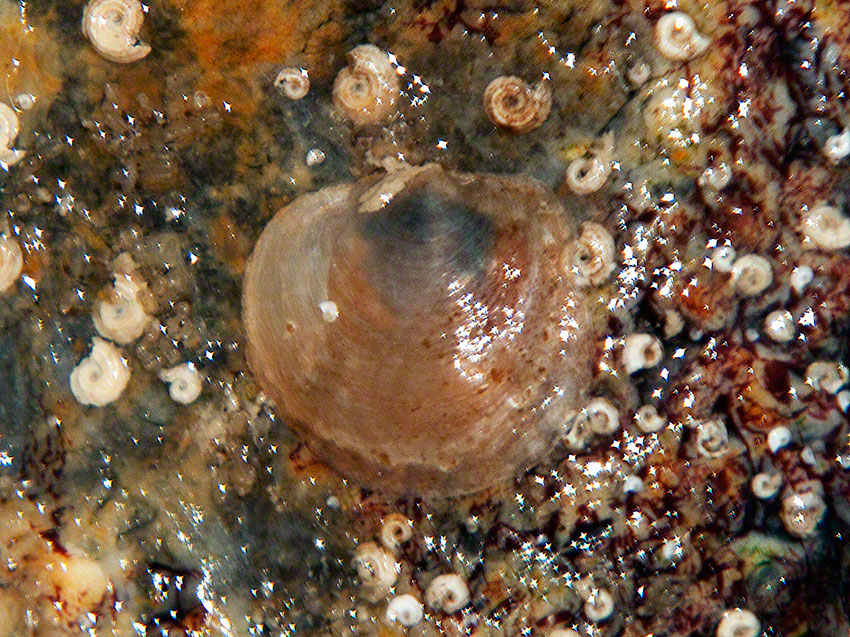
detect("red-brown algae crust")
(243, 165), (593, 496)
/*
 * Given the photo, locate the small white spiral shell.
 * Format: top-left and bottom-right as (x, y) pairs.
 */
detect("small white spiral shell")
(274, 67), (310, 100)
(710, 245), (736, 273)
(70, 338), (131, 407)
(425, 573), (470, 614)
(823, 128), (850, 163)
(158, 363), (203, 404)
(483, 75), (552, 133)
(806, 360), (848, 394)
(654, 12), (710, 62)
(751, 472), (781, 500)
(695, 418), (728, 458)
(93, 274), (151, 344)
(568, 222), (617, 287)
(716, 608), (759, 637)
(380, 513), (413, 552)
(622, 333), (663, 375)
(790, 265), (813, 294)
(731, 254), (772, 296)
(766, 426), (791, 453)
(763, 310), (795, 343)
(333, 44), (399, 127)
(699, 162), (733, 190)
(352, 542), (398, 598)
(780, 481), (826, 538)
(583, 587), (615, 622)
(0, 236), (23, 293)
(566, 132), (615, 195)
(584, 398), (620, 436)
(82, 0), (151, 64)
(548, 630), (580, 637)
(386, 594), (424, 627)
(633, 404), (667, 433)
(0, 103), (25, 166)
(799, 203), (850, 250)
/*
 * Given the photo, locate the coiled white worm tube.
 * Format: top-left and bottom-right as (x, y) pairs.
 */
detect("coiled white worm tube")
(70, 338), (131, 407)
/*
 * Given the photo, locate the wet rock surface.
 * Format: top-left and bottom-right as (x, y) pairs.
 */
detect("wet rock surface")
(0, 0), (849, 634)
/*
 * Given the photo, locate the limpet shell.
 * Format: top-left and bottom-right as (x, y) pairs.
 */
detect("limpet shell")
(242, 164), (592, 495)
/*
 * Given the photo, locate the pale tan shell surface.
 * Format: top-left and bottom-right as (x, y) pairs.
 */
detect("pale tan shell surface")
(242, 165), (592, 496)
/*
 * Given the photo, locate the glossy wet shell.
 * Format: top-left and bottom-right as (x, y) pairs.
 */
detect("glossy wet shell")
(242, 165), (592, 495)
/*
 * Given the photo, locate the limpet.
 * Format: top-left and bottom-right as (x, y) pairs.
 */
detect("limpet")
(242, 164), (592, 495)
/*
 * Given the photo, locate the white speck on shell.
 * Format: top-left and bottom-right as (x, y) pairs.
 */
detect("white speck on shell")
(274, 67), (310, 100)
(627, 62), (651, 87)
(158, 363), (203, 404)
(731, 254), (772, 296)
(93, 273), (151, 344)
(70, 337), (131, 407)
(623, 475), (644, 493)
(565, 132), (615, 195)
(800, 445), (817, 465)
(425, 573), (469, 614)
(622, 333), (663, 374)
(15, 93), (35, 111)
(386, 594), (423, 627)
(763, 310), (796, 343)
(823, 128), (850, 163)
(790, 265), (813, 294)
(0, 236), (23, 292)
(767, 426), (792, 453)
(716, 608), (760, 637)
(319, 300), (339, 322)
(699, 162), (732, 190)
(654, 12), (710, 62)
(0, 103), (25, 166)
(838, 389), (850, 413)
(800, 203), (850, 250)
(305, 148), (326, 166)
(82, 0), (151, 64)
